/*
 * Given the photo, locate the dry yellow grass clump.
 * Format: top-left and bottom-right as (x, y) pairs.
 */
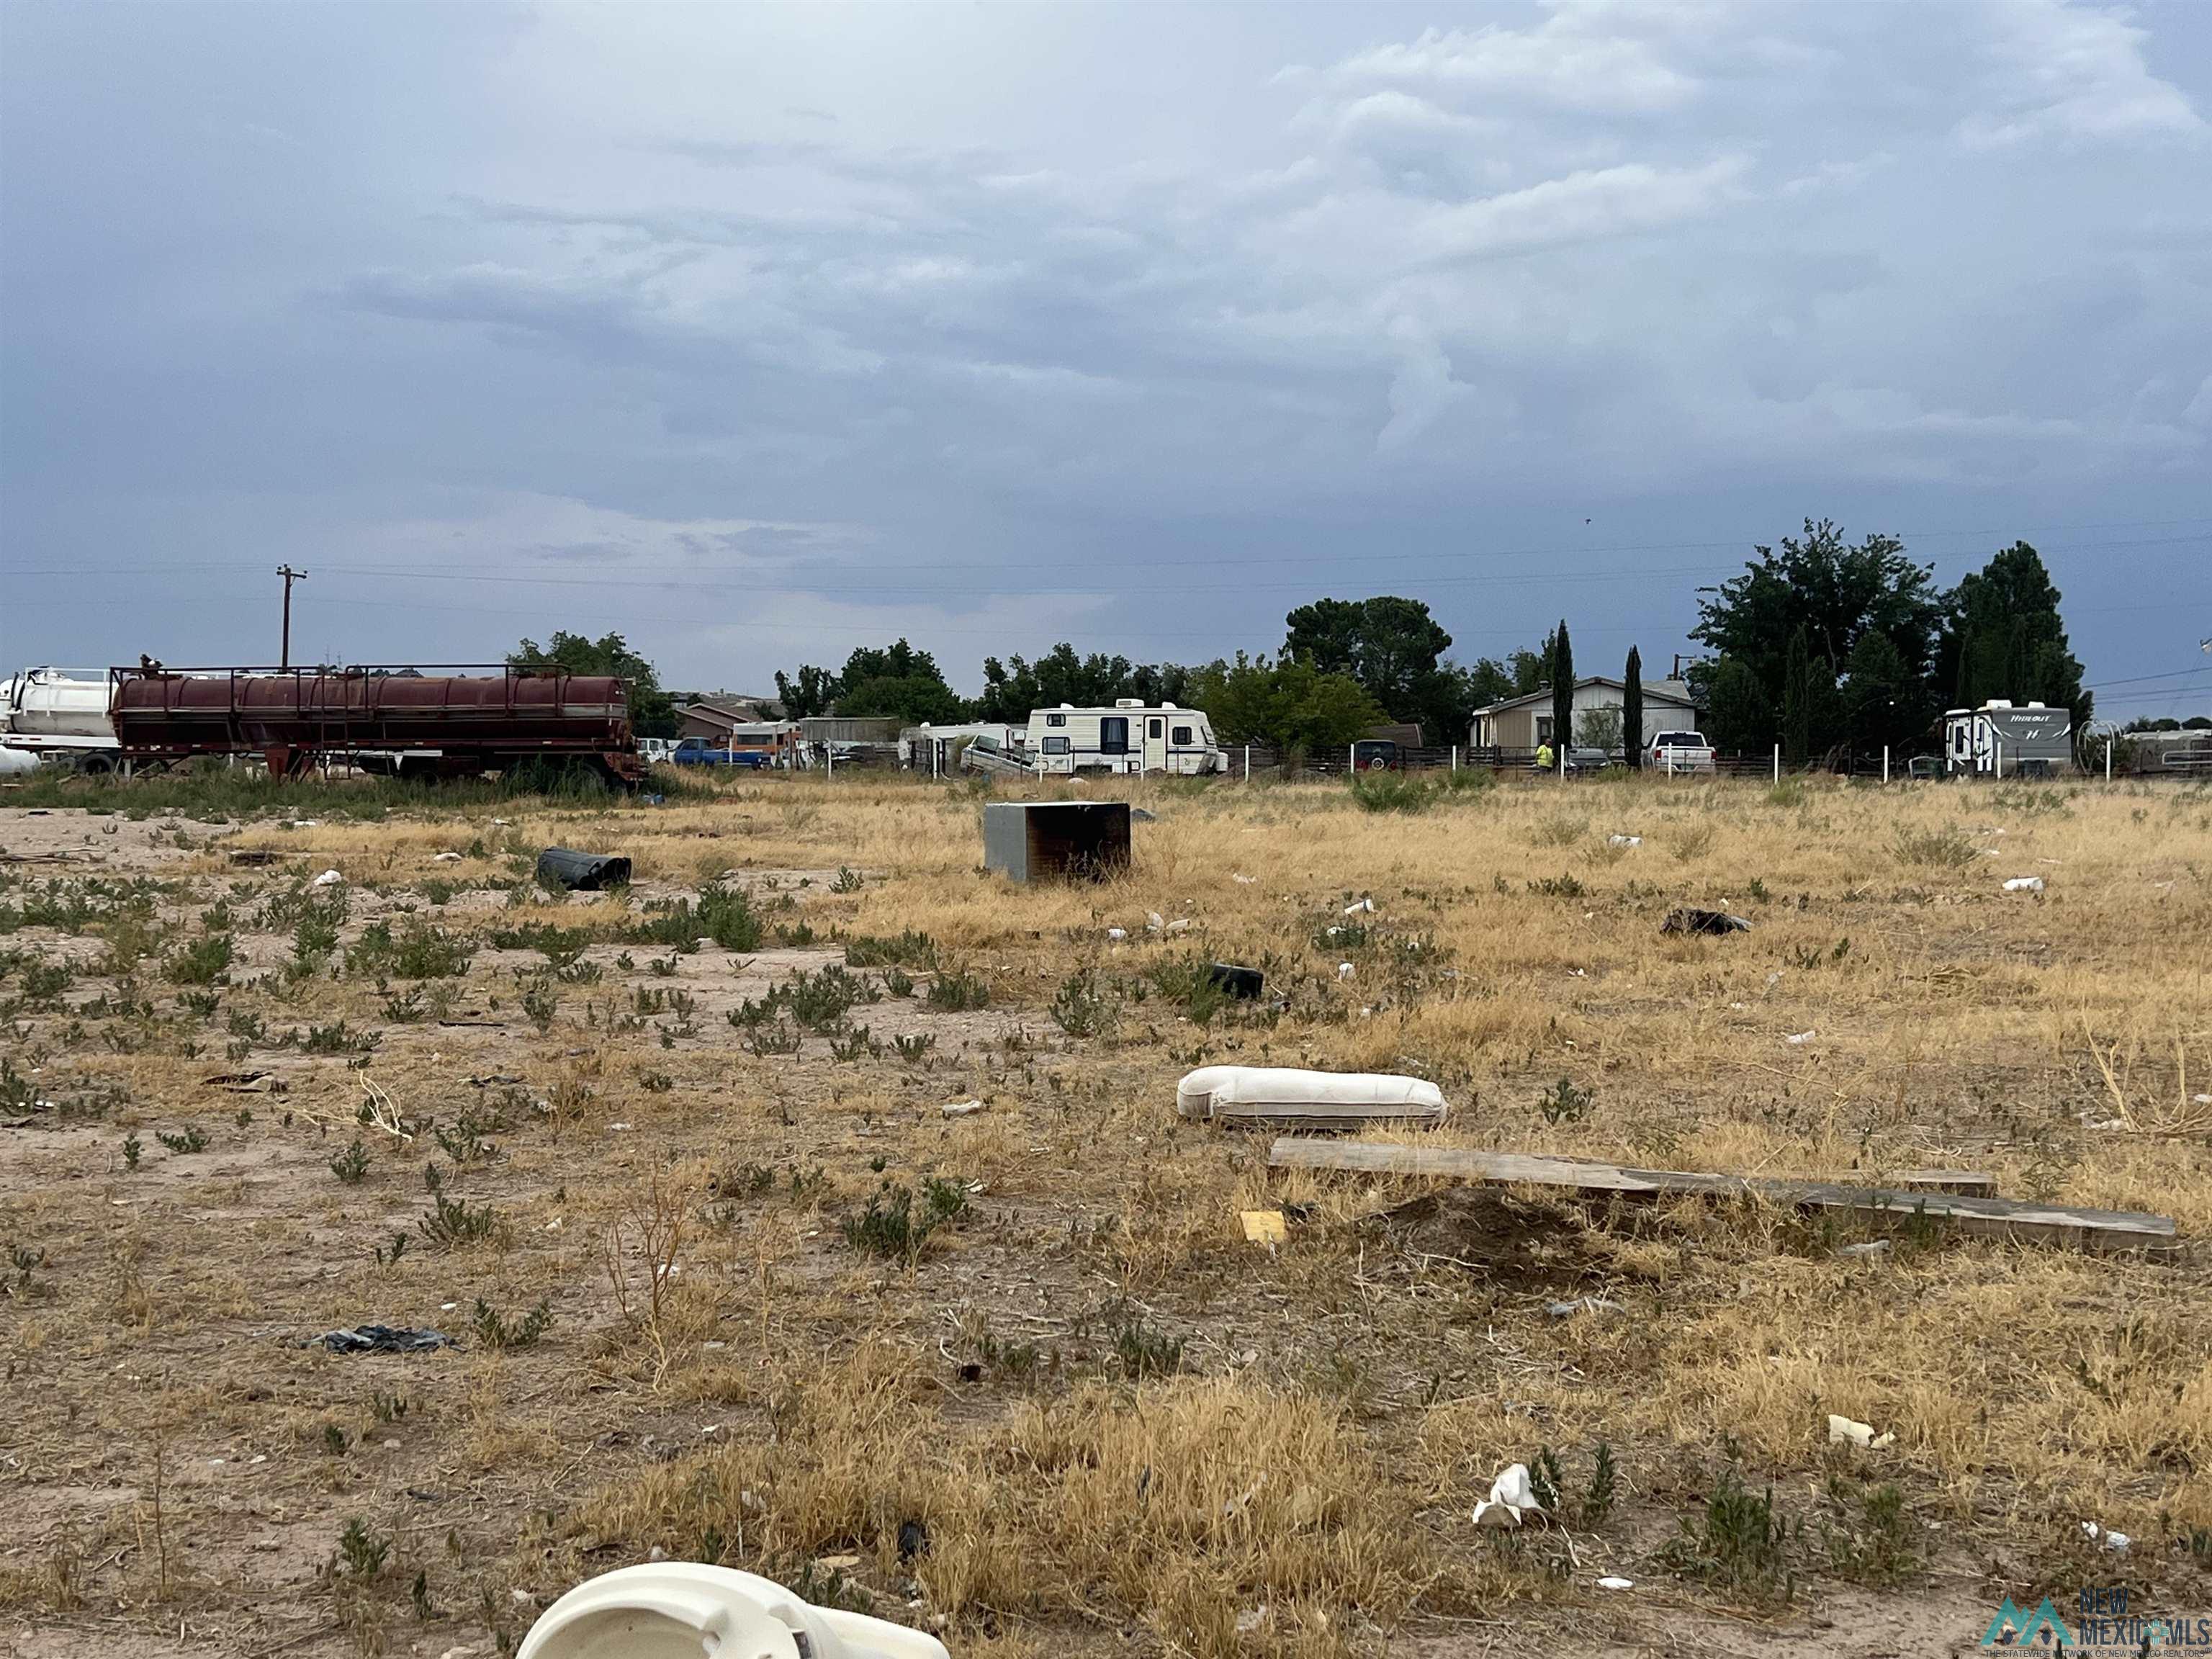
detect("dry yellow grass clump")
(1, 768), (2208, 1658)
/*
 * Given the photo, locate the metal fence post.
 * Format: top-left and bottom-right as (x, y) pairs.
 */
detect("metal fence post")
(2105, 738), (2112, 783)
(1244, 743), (1250, 781)
(1883, 745), (1889, 783)
(1450, 745), (1458, 772)
(1348, 744), (1355, 775)
(826, 742), (834, 780)
(1772, 743), (1779, 783)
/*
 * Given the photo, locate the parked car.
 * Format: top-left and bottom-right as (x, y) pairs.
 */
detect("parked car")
(1563, 746), (1619, 773)
(1352, 739), (1401, 771)
(671, 737), (769, 768)
(1649, 730), (1717, 775)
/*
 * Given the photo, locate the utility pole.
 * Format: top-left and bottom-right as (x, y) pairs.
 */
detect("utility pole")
(276, 565), (308, 669)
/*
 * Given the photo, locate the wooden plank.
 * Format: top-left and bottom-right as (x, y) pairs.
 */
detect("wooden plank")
(1893, 1169), (1997, 1197)
(1265, 1139), (2177, 1255)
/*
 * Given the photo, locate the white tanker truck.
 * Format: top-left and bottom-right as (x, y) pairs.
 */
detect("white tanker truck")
(0, 667), (123, 773)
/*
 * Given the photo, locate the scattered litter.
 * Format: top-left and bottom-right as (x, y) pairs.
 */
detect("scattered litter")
(1233, 873), (1256, 884)
(467, 1074), (523, 1087)
(286, 819), (321, 829)
(1179, 1065), (1449, 1131)
(1827, 1414), (1896, 1450)
(1240, 1210), (1288, 1246)
(1235, 1606), (1269, 1635)
(1607, 835), (1642, 847)
(1344, 897), (1375, 915)
(202, 1071), (286, 1094)
(1661, 907), (1751, 935)
(433, 851), (463, 862)
(606, 1122), (632, 1132)
(1544, 1296), (1622, 1318)
(492, 817), (510, 826)
(1834, 1240), (1892, 1259)
(1164, 918), (1191, 935)
(228, 849), (281, 866)
(1473, 1463), (1543, 1527)
(536, 848), (632, 891)
(2081, 1521), (2130, 1551)
(1786, 1030), (1816, 1045)
(1202, 962), (1264, 999)
(2002, 876), (2045, 893)
(310, 1326), (453, 1355)
(1336, 962), (1355, 980)
(940, 1100), (984, 1119)
(1147, 912), (1165, 932)
(1130, 807), (1156, 822)
(310, 869), (343, 888)
(1105, 927), (1128, 941)
(1596, 1575), (1635, 1591)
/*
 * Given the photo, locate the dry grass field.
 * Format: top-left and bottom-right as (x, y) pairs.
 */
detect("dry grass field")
(2, 768), (2208, 1659)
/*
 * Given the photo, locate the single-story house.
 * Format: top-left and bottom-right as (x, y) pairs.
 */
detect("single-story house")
(677, 698), (774, 742)
(1469, 678), (1704, 752)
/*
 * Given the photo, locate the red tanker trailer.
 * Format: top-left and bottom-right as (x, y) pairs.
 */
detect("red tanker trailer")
(109, 665), (646, 784)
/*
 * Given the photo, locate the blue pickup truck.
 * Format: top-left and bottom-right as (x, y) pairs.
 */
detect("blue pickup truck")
(670, 737), (770, 769)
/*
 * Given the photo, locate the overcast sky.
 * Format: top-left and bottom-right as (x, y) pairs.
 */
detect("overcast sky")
(4, 1), (2208, 718)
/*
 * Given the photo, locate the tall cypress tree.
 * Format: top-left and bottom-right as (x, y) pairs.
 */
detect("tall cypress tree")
(1623, 645), (1643, 768)
(1550, 619), (1573, 758)
(1781, 626), (1813, 765)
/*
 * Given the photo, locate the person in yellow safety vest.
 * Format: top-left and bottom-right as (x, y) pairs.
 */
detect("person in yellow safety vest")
(1534, 740), (1554, 772)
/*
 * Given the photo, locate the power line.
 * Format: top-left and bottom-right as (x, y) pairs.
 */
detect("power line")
(6, 524), (2207, 588)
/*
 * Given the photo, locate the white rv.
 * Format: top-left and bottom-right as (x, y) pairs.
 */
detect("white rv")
(1025, 701), (1226, 776)
(1944, 701), (2072, 778)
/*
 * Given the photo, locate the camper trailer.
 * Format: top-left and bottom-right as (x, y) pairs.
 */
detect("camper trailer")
(1025, 701), (1226, 777)
(1944, 701), (2072, 778)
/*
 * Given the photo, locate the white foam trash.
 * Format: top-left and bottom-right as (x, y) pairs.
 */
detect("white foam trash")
(2002, 876), (2045, 894)
(1473, 1463), (1543, 1528)
(517, 1562), (948, 1659)
(1176, 1065), (1449, 1131)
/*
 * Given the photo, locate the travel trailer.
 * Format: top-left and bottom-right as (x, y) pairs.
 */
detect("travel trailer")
(1025, 701), (1226, 776)
(1944, 701), (2072, 777)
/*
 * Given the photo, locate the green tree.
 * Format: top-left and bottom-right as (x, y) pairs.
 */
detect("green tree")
(1938, 541), (2090, 727)
(1690, 519), (1943, 757)
(1839, 629), (1925, 755)
(509, 631), (675, 737)
(1575, 705), (1624, 751)
(1780, 626), (1814, 765)
(1623, 646), (1643, 768)
(1549, 619), (1573, 753)
(1283, 595), (1467, 742)
(1188, 653), (1383, 756)
(1701, 657), (1772, 752)
(773, 639), (971, 726)
(773, 664), (838, 720)
(974, 644), (1195, 722)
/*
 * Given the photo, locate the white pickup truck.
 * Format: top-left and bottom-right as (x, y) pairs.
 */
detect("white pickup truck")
(1649, 729), (1717, 775)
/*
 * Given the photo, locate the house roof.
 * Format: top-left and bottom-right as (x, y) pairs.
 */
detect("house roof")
(681, 698), (767, 726)
(1469, 676), (1700, 718)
